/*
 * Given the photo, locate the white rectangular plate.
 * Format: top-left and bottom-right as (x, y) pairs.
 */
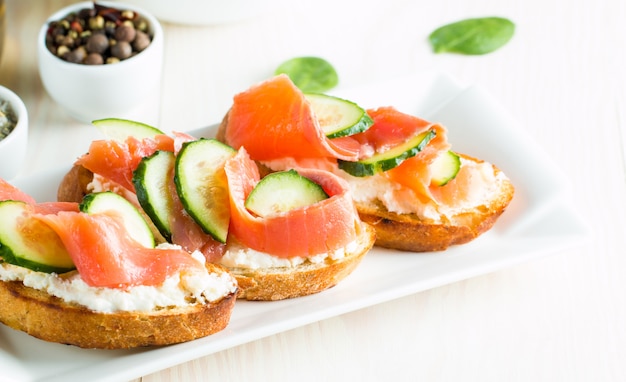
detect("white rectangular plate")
(0, 71), (590, 382)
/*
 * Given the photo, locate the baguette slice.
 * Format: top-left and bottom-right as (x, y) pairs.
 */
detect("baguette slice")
(0, 262), (237, 349)
(216, 116), (514, 253)
(354, 154), (514, 252)
(224, 222), (375, 300)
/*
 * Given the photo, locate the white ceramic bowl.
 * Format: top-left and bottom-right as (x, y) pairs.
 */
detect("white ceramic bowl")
(0, 85), (28, 180)
(37, 1), (164, 123)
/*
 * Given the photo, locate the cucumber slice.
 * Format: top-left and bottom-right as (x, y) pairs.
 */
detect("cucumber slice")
(338, 129), (436, 177)
(92, 118), (165, 142)
(175, 139), (236, 243)
(80, 192), (156, 248)
(0, 200), (75, 273)
(305, 93), (374, 138)
(245, 169), (329, 217)
(430, 150), (461, 186)
(133, 150), (176, 241)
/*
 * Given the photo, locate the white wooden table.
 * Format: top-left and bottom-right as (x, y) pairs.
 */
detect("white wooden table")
(1, 0), (624, 381)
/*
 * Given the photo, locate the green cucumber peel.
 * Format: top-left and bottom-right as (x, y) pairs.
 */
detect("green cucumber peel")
(245, 169), (329, 217)
(174, 139), (236, 243)
(79, 191), (156, 248)
(305, 93), (374, 138)
(92, 118), (165, 142)
(338, 129), (436, 177)
(0, 200), (76, 273)
(133, 150), (176, 242)
(430, 150), (461, 186)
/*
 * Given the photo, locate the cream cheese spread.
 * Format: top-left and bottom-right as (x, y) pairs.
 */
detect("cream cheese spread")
(220, 239), (359, 270)
(0, 248), (237, 314)
(88, 173), (138, 202)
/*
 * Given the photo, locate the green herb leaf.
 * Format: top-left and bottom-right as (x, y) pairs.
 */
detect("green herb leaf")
(428, 17), (515, 55)
(275, 56), (339, 93)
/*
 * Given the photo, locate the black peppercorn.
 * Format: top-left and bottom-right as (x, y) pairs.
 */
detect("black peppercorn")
(111, 41), (132, 59)
(114, 24), (136, 43)
(85, 52), (104, 65)
(85, 33), (108, 54)
(65, 46), (87, 63)
(132, 30), (151, 52)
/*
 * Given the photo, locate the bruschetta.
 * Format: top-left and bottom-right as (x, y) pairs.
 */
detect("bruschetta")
(216, 74), (514, 252)
(0, 178), (237, 349)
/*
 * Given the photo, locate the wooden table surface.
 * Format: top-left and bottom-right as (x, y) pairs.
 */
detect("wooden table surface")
(1, 0), (625, 381)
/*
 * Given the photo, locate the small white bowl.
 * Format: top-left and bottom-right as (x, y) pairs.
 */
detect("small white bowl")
(0, 85), (28, 180)
(37, 1), (164, 123)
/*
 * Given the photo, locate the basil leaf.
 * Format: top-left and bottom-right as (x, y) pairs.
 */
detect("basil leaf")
(275, 56), (339, 93)
(428, 17), (515, 55)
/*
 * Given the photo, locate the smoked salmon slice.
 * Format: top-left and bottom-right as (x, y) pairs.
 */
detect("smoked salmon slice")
(38, 210), (205, 288)
(1, 177), (79, 213)
(224, 74), (362, 161)
(224, 148), (363, 258)
(355, 107), (449, 156)
(366, 107), (451, 203)
(2, 178), (206, 289)
(76, 134), (176, 192)
(0, 178), (36, 204)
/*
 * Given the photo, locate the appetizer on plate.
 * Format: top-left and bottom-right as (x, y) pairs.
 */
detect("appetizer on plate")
(0, 178), (237, 349)
(216, 75), (514, 252)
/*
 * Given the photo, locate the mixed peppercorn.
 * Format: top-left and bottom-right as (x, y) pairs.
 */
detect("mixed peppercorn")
(0, 100), (17, 142)
(44, 3), (152, 65)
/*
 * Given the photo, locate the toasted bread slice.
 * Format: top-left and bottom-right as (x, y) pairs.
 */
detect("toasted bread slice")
(223, 222), (375, 300)
(0, 262), (237, 349)
(354, 155), (514, 252)
(218, 116), (513, 253)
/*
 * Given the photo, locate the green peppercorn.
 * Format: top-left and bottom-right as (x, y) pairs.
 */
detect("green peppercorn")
(88, 15), (104, 30)
(106, 56), (121, 64)
(56, 45), (70, 57)
(121, 10), (135, 20)
(134, 18), (148, 32)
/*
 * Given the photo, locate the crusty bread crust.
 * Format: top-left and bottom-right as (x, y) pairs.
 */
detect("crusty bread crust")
(0, 264), (237, 349)
(57, 163), (93, 203)
(229, 223), (375, 301)
(356, 160), (514, 252)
